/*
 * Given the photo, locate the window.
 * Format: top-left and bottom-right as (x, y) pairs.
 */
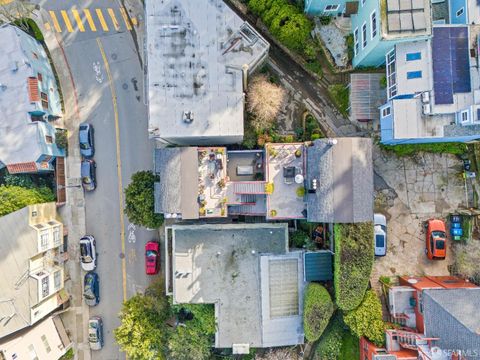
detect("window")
(37, 73), (43, 82)
(407, 71), (422, 79)
(354, 28), (359, 55)
(27, 345), (38, 360)
(461, 110), (469, 122)
(41, 334), (51, 353)
(362, 23), (367, 48)
(40, 92), (49, 110)
(456, 7), (464, 17)
(371, 11), (377, 39)
(40, 231), (49, 250)
(406, 52), (422, 61)
(54, 270), (62, 291)
(41, 276), (49, 298)
(382, 106), (391, 117)
(53, 226), (61, 247)
(324, 4), (340, 11)
(45, 135), (53, 144)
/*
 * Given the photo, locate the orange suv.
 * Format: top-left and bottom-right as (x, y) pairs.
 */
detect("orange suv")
(425, 219), (447, 260)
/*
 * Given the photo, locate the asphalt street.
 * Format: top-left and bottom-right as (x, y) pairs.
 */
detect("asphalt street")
(33, 0), (154, 358)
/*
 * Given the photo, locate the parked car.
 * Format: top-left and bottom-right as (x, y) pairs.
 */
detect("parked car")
(79, 123), (94, 158)
(374, 213), (387, 257)
(425, 219), (447, 260)
(79, 235), (96, 271)
(81, 159), (97, 191)
(145, 241), (160, 275)
(88, 316), (104, 350)
(84, 272), (100, 306)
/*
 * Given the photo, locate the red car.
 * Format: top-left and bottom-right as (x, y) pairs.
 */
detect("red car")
(425, 219), (447, 260)
(145, 241), (160, 275)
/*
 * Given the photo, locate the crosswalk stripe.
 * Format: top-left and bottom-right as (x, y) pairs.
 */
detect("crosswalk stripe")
(83, 9), (97, 32)
(49, 11), (62, 32)
(107, 8), (120, 31)
(72, 9), (85, 32)
(61, 10), (74, 33)
(119, 7), (132, 30)
(96, 9), (109, 31)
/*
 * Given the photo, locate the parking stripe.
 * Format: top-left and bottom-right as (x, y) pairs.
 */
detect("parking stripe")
(83, 9), (97, 32)
(95, 9), (109, 31)
(119, 7), (132, 30)
(107, 8), (120, 31)
(61, 10), (74, 33)
(72, 9), (85, 32)
(49, 11), (62, 32)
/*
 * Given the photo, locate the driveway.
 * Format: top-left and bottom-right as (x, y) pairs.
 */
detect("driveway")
(372, 146), (466, 282)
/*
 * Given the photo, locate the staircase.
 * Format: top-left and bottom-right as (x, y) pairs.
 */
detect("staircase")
(233, 181), (266, 194)
(228, 204), (265, 215)
(388, 330), (436, 351)
(240, 194), (256, 204)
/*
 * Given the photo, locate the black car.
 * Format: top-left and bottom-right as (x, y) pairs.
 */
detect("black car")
(79, 123), (94, 158)
(83, 272), (100, 306)
(81, 159), (96, 191)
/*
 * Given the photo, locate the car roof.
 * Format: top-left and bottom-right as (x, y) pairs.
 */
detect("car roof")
(374, 213), (386, 226)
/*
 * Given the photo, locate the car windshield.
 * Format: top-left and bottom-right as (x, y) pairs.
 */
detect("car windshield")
(84, 293), (95, 300)
(435, 240), (445, 249)
(375, 234), (385, 247)
(432, 231), (446, 239)
(82, 176), (92, 184)
(80, 243), (91, 258)
(146, 250), (157, 257)
(80, 143), (90, 149)
(89, 333), (98, 342)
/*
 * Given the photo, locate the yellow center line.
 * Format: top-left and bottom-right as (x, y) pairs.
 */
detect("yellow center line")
(49, 11), (62, 32)
(95, 8), (109, 31)
(96, 38), (127, 303)
(119, 7), (132, 31)
(60, 10), (74, 33)
(71, 9), (85, 32)
(83, 9), (97, 32)
(131, 17), (138, 26)
(107, 8), (120, 31)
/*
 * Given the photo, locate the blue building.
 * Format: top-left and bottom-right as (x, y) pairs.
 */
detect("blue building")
(0, 25), (64, 174)
(431, 0), (468, 24)
(304, 0), (347, 15)
(380, 26), (480, 144)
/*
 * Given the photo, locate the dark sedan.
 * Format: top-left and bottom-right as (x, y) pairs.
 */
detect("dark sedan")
(84, 272), (100, 306)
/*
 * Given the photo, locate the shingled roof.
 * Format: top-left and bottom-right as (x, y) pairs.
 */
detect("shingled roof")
(423, 288), (480, 357)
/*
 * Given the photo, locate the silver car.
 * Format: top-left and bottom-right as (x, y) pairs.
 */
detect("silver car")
(79, 235), (96, 271)
(88, 316), (104, 350)
(79, 123), (94, 158)
(374, 213), (387, 257)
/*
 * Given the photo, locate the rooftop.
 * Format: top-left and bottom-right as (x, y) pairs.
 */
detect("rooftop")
(170, 223), (305, 348)
(350, 73), (387, 122)
(146, 0), (269, 145)
(382, 0), (432, 38)
(0, 25), (61, 167)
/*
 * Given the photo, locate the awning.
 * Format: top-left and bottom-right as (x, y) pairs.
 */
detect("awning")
(304, 251), (333, 282)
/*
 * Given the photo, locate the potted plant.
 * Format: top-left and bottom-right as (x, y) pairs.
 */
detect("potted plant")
(295, 149), (302, 158)
(270, 209), (277, 217)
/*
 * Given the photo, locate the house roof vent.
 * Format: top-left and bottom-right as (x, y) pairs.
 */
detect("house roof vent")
(407, 278), (418, 284)
(183, 111), (194, 124)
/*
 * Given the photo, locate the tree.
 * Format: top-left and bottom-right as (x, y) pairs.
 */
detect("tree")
(0, 185), (55, 216)
(114, 279), (170, 359)
(124, 171), (164, 229)
(304, 283), (335, 342)
(343, 290), (385, 346)
(313, 314), (344, 360)
(246, 75), (286, 131)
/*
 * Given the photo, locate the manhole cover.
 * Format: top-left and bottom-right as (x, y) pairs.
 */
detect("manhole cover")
(122, 83), (128, 90)
(111, 53), (118, 60)
(119, 253), (125, 259)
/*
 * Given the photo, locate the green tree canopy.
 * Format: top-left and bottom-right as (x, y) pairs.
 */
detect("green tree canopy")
(124, 171), (164, 229)
(0, 185), (55, 216)
(303, 283), (335, 342)
(343, 290), (385, 346)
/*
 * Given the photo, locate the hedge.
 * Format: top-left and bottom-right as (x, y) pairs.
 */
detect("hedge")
(343, 290), (385, 346)
(313, 314), (344, 360)
(380, 142), (467, 157)
(303, 283), (335, 342)
(334, 223), (374, 311)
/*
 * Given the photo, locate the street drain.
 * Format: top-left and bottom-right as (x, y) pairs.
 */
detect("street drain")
(119, 253), (125, 259)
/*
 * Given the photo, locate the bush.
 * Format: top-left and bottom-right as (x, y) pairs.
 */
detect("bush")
(0, 185), (55, 216)
(343, 290), (385, 346)
(296, 186), (305, 197)
(303, 283), (335, 342)
(14, 18), (44, 41)
(452, 241), (480, 284)
(290, 229), (309, 248)
(313, 315), (344, 360)
(380, 143), (467, 157)
(55, 129), (68, 150)
(124, 171), (164, 229)
(334, 223), (374, 311)
(59, 348), (74, 360)
(328, 85), (349, 117)
(345, 34), (354, 63)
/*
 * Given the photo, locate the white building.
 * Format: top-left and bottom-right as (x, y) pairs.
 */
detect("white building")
(146, 0), (269, 145)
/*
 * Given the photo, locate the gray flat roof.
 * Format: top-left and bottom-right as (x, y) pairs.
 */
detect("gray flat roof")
(146, 0), (269, 145)
(306, 138), (373, 223)
(171, 223), (304, 348)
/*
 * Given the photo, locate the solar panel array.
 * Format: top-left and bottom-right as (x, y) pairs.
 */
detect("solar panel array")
(433, 27), (471, 105)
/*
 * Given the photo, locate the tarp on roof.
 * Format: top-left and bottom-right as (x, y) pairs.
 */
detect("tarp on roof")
(304, 251), (332, 282)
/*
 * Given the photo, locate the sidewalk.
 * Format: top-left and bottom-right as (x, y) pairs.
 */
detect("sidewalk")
(31, 9), (91, 360)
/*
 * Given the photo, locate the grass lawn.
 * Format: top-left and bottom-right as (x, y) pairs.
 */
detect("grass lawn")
(380, 142), (468, 157)
(328, 84), (349, 117)
(339, 331), (360, 360)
